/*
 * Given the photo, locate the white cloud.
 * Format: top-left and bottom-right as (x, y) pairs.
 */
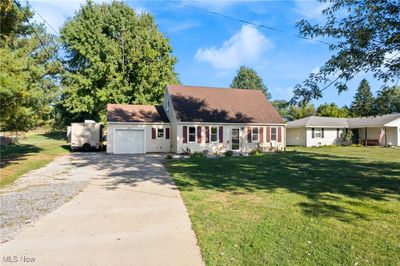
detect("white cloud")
(195, 25), (273, 69)
(162, 20), (201, 34)
(294, 0), (329, 20)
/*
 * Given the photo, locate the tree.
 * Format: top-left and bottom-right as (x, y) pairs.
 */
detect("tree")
(272, 100), (292, 121)
(373, 86), (400, 115)
(291, 0), (400, 105)
(350, 79), (374, 117)
(231, 66), (271, 98)
(59, 1), (178, 124)
(316, 103), (350, 117)
(288, 104), (316, 120)
(0, 1), (60, 132)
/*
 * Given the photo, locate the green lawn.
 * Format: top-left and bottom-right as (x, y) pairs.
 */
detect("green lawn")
(167, 147), (400, 265)
(0, 129), (69, 188)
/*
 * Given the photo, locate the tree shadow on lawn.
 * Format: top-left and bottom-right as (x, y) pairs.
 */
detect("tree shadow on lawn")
(0, 144), (43, 168)
(42, 130), (67, 141)
(169, 151), (400, 223)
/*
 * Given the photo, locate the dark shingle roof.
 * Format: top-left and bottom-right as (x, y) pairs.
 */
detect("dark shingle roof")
(167, 85), (284, 124)
(107, 104), (169, 123)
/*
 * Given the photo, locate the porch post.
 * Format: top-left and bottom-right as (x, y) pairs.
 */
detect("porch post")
(365, 127), (368, 146)
(385, 126), (387, 146)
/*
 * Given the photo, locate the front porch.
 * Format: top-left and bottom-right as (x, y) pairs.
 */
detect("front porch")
(350, 126), (398, 147)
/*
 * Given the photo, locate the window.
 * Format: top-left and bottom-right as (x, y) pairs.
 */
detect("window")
(252, 127), (259, 142)
(188, 127), (196, 142)
(315, 128), (322, 138)
(210, 127), (218, 142)
(271, 127), (277, 141)
(157, 128), (164, 139)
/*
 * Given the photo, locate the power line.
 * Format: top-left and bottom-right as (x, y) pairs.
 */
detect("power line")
(178, 3), (333, 47)
(13, 0), (60, 70)
(26, 1), (59, 36)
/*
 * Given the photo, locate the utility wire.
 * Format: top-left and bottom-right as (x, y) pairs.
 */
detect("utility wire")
(26, 0), (59, 36)
(178, 3), (333, 46)
(14, 0), (60, 70)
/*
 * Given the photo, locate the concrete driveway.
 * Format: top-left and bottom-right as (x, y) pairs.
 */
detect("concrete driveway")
(1, 153), (204, 266)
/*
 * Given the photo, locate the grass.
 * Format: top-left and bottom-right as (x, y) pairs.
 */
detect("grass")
(1, 129), (69, 188)
(166, 146), (400, 265)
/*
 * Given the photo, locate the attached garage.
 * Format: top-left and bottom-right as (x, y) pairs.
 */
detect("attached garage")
(106, 104), (171, 154)
(114, 129), (145, 154)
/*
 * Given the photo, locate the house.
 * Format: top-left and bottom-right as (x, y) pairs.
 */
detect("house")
(106, 85), (286, 154)
(286, 114), (400, 147)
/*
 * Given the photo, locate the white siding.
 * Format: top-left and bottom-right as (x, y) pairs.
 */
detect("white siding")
(305, 128), (344, 147)
(286, 128), (306, 146)
(175, 124), (285, 153)
(107, 123), (171, 154)
(385, 127), (398, 146)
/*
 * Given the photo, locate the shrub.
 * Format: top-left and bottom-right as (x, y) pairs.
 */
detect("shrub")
(224, 150), (233, 157)
(190, 151), (207, 159)
(350, 144), (362, 147)
(249, 149), (262, 155)
(166, 154), (173, 159)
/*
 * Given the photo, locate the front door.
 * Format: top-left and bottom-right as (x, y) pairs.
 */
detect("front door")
(231, 128), (240, 150)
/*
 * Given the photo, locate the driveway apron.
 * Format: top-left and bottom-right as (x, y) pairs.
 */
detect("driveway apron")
(1, 153), (204, 266)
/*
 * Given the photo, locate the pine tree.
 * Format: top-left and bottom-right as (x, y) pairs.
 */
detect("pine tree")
(350, 79), (374, 117)
(0, 1), (60, 132)
(373, 86), (400, 115)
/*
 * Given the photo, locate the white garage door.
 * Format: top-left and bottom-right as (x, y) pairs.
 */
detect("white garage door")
(114, 129), (145, 154)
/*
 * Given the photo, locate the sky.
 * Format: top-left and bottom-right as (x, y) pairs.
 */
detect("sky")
(28, 0), (387, 107)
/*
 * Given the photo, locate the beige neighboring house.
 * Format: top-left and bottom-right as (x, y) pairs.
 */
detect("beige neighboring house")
(286, 114), (400, 147)
(106, 85), (286, 154)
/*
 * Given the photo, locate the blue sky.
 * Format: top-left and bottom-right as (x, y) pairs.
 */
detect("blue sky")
(29, 0), (385, 107)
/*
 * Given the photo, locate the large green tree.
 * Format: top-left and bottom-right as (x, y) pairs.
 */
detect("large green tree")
(350, 79), (374, 117)
(231, 66), (271, 98)
(373, 86), (400, 115)
(316, 103), (350, 118)
(0, 0), (60, 132)
(288, 104), (316, 120)
(291, 0), (400, 105)
(59, 1), (178, 124)
(272, 100), (292, 121)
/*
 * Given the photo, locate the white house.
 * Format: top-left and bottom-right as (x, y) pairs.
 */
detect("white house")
(106, 85), (286, 154)
(286, 114), (400, 147)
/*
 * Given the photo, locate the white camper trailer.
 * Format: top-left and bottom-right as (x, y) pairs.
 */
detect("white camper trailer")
(67, 121), (102, 151)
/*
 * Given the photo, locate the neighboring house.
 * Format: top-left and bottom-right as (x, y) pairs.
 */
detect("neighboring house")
(106, 85), (286, 154)
(286, 114), (400, 147)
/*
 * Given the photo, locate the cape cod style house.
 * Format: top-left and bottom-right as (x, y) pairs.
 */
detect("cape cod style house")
(106, 85), (286, 154)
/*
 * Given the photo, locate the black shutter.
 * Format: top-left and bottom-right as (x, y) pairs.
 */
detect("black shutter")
(322, 128), (324, 138)
(312, 128), (315, 138)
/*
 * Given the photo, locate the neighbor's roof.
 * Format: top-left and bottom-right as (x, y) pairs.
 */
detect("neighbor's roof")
(107, 104), (169, 123)
(287, 116), (348, 128)
(167, 85), (284, 123)
(287, 114), (400, 128)
(347, 113), (400, 128)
